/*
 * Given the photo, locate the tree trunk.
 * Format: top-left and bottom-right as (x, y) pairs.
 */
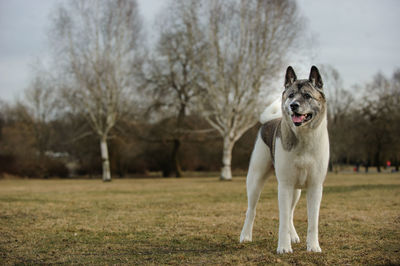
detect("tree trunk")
(328, 160), (333, 172)
(100, 136), (112, 182)
(375, 150), (381, 173)
(171, 103), (186, 178)
(172, 138), (183, 177)
(220, 137), (234, 181)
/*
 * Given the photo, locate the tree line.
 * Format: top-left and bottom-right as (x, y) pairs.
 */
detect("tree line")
(322, 66), (400, 172)
(0, 0), (399, 180)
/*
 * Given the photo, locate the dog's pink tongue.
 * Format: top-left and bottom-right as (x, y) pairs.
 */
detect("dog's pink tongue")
(292, 115), (305, 123)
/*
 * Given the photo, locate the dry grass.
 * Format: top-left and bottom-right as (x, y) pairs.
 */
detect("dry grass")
(0, 173), (399, 265)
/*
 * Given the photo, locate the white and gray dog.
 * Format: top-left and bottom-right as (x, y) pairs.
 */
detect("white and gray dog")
(240, 66), (329, 254)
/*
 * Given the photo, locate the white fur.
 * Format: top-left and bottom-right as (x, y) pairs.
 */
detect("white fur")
(259, 97), (282, 124)
(240, 101), (329, 254)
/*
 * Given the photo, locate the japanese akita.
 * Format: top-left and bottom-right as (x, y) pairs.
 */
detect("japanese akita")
(240, 66), (329, 254)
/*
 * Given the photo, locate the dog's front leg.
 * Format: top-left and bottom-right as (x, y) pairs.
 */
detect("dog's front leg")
(277, 184), (294, 254)
(306, 184), (323, 252)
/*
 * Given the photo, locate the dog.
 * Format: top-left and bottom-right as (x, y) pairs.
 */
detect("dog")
(239, 66), (329, 254)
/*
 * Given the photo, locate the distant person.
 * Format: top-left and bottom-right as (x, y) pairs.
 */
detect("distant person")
(355, 161), (360, 172)
(386, 161), (391, 172)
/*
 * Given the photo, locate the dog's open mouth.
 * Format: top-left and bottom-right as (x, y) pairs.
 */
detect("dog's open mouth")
(292, 112), (312, 126)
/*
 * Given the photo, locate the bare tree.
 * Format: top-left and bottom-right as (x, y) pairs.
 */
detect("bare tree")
(136, 1), (207, 177)
(197, 0), (305, 180)
(357, 72), (394, 172)
(49, 0), (142, 181)
(319, 65), (354, 171)
(14, 68), (58, 158)
(320, 65), (353, 124)
(390, 69), (400, 170)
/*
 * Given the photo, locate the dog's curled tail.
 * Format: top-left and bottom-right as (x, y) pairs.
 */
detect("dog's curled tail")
(259, 97), (282, 124)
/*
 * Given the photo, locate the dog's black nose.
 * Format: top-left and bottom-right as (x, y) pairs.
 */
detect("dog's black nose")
(290, 102), (299, 111)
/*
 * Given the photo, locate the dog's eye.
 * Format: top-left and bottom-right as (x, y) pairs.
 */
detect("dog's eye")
(288, 93), (295, 98)
(304, 93), (312, 99)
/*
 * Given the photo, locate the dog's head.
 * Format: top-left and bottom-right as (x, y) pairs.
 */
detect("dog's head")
(282, 66), (326, 129)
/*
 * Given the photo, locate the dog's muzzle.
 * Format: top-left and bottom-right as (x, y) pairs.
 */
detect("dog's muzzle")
(292, 112), (313, 126)
(290, 102), (312, 126)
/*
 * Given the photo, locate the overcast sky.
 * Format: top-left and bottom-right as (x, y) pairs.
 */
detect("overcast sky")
(0, 0), (399, 102)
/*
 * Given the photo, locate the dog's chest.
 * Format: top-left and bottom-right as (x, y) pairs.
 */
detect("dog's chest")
(275, 136), (327, 188)
(296, 155), (317, 187)
(287, 152), (314, 188)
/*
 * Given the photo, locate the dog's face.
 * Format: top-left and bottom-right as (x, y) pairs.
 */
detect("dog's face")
(282, 66), (326, 129)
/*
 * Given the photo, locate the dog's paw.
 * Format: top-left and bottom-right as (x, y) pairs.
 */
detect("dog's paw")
(307, 244), (322, 252)
(291, 233), (300, 244)
(240, 230), (252, 243)
(289, 229), (300, 244)
(277, 245), (293, 254)
(239, 233), (252, 243)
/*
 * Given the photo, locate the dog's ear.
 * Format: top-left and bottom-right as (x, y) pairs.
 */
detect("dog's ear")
(284, 66), (297, 88)
(309, 66), (323, 89)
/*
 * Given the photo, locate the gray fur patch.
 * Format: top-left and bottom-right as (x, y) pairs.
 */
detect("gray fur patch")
(279, 117), (298, 151)
(260, 118), (281, 163)
(260, 117), (299, 164)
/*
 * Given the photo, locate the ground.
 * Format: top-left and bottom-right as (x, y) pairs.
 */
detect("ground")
(0, 173), (399, 265)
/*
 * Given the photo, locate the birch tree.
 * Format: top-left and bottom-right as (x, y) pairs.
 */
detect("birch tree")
(50, 0), (142, 181)
(199, 0), (305, 180)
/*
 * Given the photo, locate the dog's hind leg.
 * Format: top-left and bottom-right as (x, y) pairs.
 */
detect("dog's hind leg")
(240, 136), (273, 243)
(289, 189), (301, 243)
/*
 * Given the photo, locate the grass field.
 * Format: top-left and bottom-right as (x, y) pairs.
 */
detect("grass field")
(1, 173), (399, 265)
